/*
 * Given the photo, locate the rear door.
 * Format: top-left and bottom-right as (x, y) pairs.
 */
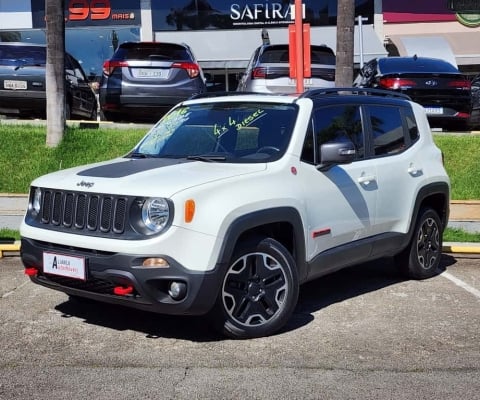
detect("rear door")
(366, 104), (424, 236)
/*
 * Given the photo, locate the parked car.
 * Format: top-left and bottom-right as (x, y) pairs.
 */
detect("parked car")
(21, 88), (450, 339)
(0, 42), (97, 120)
(353, 56), (472, 130)
(237, 43), (335, 93)
(99, 42), (207, 122)
(470, 74), (480, 129)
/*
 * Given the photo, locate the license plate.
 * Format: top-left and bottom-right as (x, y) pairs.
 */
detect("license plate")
(425, 107), (443, 115)
(289, 78), (313, 86)
(4, 80), (27, 90)
(134, 68), (166, 79)
(43, 252), (86, 281)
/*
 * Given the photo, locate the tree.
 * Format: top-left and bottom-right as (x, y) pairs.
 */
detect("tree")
(45, 0), (65, 147)
(335, 0), (355, 87)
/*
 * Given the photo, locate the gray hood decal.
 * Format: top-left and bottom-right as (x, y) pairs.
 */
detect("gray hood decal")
(77, 158), (191, 178)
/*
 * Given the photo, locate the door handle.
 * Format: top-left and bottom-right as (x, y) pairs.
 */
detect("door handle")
(407, 164), (423, 176)
(358, 174), (376, 185)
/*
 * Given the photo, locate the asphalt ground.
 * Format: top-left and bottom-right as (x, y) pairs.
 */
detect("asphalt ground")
(1, 253), (479, 399)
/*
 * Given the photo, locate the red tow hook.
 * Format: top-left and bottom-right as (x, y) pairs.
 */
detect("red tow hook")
(24, 268), (38, 277)
(113, 286), (134, 296)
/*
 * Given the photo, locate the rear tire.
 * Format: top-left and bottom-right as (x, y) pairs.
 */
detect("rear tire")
(395, 207), (443, 280)
(211, 236), (299, 339)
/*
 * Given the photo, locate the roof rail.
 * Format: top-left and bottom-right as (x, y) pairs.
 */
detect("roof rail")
(188, 91), (285, 100)
(299, 87), (412, 100)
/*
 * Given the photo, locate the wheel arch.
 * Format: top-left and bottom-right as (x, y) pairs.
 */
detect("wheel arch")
(216, 207), (308, 283)
(407, 182), (450, 243)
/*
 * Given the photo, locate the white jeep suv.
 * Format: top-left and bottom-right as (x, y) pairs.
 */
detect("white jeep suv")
(20, 88), (450, 339)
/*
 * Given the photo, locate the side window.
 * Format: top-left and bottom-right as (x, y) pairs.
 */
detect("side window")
(368, 105), (406, 156)
(300, 120), (315, 164)
(69, 56), (87, 81)
(312, 105), (364, 162)
(404, 107), (419, 143)
(65, 56), (75, 78)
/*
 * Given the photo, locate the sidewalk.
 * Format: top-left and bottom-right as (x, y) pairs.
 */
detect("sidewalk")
(0, 194), (479, 257)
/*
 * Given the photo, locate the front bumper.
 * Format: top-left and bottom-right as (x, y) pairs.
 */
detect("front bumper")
(21, 237), (223, 316)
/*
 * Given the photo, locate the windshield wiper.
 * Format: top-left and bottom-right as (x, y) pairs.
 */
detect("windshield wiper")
(14, 60), (43, 71)
(127, 152), (155, 159)
(186, 155), (227, 162)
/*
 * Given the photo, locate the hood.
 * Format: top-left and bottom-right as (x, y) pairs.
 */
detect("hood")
(31, 157), (266, 197)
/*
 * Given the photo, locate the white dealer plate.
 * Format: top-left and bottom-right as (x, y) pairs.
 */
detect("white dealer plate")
(289, 78), (313, 86)
(43, 252), (86, 281)
(424, 107), (443, 115)
(4, 80), (27, 90)
(134, 68), (167, 79)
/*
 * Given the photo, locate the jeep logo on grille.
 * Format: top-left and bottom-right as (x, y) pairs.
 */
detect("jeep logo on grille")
(425, 80), (439, 86)
(77, 180), (95, 188)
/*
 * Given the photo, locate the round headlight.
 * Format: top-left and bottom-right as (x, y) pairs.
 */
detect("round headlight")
(142, 198), (170, 232)
(32, 187), (42, 215)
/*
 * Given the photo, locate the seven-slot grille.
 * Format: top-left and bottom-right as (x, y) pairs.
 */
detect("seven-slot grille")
(40, 189), (128, 234)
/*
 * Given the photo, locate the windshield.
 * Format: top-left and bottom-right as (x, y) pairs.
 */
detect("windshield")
(131, 102), (298, 163)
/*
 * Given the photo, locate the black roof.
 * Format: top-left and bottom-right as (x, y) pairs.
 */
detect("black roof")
(377, 56), (460, 74)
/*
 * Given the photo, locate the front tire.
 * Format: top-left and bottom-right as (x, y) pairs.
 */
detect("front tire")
(212, 237), (299, 339)
(395, 207), (443, 280)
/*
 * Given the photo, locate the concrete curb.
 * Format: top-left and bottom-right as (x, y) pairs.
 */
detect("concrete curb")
(0, 241), (20, 258)
(442, 242), (480, 254)
(0, 195), (479, 257)
(1, 241), (479, 259)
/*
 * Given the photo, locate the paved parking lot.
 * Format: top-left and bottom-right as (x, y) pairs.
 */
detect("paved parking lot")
(0, 254), (479, 399)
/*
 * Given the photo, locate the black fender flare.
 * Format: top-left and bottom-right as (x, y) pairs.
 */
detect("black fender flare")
(215, 207), (308, 283)
(405, 181), (450, 246)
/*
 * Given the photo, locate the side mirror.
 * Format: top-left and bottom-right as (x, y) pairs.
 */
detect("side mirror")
(317, 140), (356, 171)
(203, 72), (212, 83)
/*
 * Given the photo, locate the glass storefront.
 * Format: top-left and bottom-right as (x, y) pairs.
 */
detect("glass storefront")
(0, 27), (140, 79)
(1, 0), (141, 79)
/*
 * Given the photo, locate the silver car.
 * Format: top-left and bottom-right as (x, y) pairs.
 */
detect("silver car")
(99, 42), (207, 122)
(237, 44), (335, 93)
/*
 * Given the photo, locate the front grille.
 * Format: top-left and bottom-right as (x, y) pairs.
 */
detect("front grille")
(39, 273), (116, 295)
(39, 189), (129, 236)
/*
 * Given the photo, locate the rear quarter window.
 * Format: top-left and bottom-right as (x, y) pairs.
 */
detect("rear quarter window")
(115, 44), (191, 61)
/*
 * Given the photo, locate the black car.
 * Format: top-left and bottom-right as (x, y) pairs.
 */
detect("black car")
(99, 42), (207, 122)
(470, 74), (480, 129)
(353, 56), (472, 130)
(0, 42), (97, 120)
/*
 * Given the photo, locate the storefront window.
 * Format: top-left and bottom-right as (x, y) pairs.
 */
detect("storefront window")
(0, 27), (140, 79)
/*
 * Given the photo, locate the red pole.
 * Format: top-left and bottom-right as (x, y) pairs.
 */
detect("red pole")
(295, 0), (304, 93)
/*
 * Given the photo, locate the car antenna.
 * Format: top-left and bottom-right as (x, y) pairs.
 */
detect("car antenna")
(413, 54), (418, 61)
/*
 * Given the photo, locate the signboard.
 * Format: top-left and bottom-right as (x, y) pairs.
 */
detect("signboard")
(448, 0), (480, 12)
(152, 0), (374, 31)
(31, 0), (140, 28)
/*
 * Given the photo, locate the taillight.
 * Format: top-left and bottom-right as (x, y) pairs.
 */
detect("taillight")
(252, 67), (267, 79)
(448, 79), (471, 90)
(171, 62), (200, 78)
(379, 77), (417, 90)
(102, 60), (129, 76)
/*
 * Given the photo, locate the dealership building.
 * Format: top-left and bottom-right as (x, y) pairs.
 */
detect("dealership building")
(1, 0), (479, 89)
